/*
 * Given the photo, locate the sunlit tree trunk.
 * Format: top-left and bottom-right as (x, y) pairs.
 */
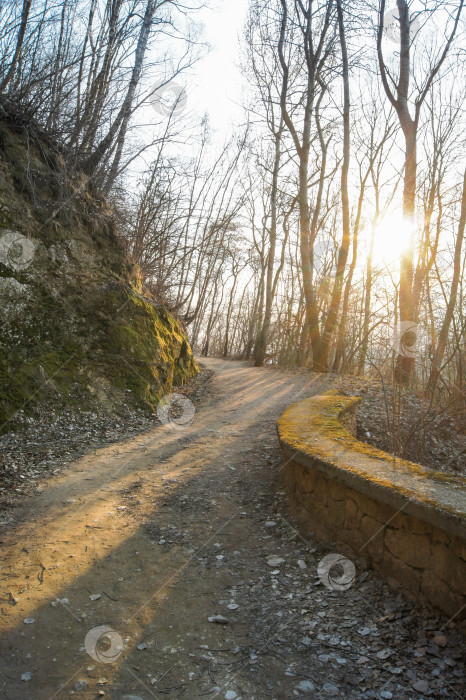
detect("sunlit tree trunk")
(377, 0), (464, 384)
(320, 0), (350, 370)
(426, 168), (466, 396)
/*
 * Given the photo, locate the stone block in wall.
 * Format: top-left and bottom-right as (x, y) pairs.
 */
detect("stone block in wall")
(294, 463), (315, 492)
(344, 497), (362, 530)
(383, 549), (421, 593)
(283, 464), (296, 498)
(397, 512), (434, 536)
(326, 478), (346, 502)
(421, 569), (465, 620)
(328, 496), (346, 529)
(453, 534), (466, 563)
(314, 474), (328, 506)
(359, 514), (384, 563)
(338, 524), (365, 552)
(431, 526), (450, 545)
(385, 528), (431, 570)
(300, 498), (331, 541)
(351, 490), (394, 524)
(431, 542), (466, 594)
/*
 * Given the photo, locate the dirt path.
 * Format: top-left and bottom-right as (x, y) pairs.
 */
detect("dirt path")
(0, 359), (464, 700)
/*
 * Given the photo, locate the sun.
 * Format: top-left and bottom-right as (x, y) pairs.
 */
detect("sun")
(372, 213), (414, 266)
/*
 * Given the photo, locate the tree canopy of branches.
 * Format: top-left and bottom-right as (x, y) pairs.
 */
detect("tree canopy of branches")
(0, 0), (202, 189)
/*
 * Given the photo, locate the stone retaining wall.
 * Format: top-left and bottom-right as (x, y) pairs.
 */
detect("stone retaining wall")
(277, 392), (466, 624)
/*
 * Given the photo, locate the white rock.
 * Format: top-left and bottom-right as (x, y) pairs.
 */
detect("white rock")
(89, 594), (101, 601)
(376, 648), (392, 659)
(208, 615), (229, 624)
(21, 672), (32, 681)
(225, 692), (237, 699)
(295, 680), (315, 693)
(297, 559), (307, 569)
(267, 556), (285, 567)
(23, 618), (35, 624)
(265, 521), (277, 528)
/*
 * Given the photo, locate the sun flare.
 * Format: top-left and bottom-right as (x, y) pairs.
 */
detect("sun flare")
(372, 214), (413, 266)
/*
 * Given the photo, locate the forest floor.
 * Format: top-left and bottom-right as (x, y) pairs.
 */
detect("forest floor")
(0, 358), (464, 700)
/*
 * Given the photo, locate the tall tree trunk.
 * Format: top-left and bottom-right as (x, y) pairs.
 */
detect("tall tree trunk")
(0, 0), (32, 94)
(426, 168), (466, 396)
(254, 124), (282, 366)
(317, 0), (350, 370)
(377, 0), (464, 383)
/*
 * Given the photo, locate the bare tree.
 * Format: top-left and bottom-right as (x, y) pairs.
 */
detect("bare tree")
(376, 0), (464, 384)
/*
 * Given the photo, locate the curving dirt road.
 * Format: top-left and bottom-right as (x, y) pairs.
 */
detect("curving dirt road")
(0, 359), (464, 699)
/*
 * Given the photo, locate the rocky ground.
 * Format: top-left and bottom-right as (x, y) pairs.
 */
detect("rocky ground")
(0, 370), (213, 517)
(0, 358), (464, 699)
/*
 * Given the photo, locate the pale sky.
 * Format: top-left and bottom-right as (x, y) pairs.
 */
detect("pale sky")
(191, 0), (249, 138)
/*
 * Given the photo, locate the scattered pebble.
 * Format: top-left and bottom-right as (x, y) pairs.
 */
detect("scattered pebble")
(208, 615), (229, 624)
(267, 555), (285, 567)
(74, 680), (88, 691)
(412, 679), (430, 693)
(376, 648), (392, 659)
(295, 679), (315, 694)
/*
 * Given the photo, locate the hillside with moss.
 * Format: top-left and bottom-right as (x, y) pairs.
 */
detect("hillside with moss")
(0, 113), (198, 432)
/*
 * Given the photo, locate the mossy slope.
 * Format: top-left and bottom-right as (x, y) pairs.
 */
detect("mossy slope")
(0, 116), (197, 431)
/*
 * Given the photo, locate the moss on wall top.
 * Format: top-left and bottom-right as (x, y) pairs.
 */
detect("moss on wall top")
(277, 392), (466, 526)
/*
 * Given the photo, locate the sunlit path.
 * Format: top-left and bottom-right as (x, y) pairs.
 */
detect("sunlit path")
(1, 360), (464, 699)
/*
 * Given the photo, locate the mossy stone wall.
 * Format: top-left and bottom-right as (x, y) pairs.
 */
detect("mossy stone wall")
(277, 394), (466, 625)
